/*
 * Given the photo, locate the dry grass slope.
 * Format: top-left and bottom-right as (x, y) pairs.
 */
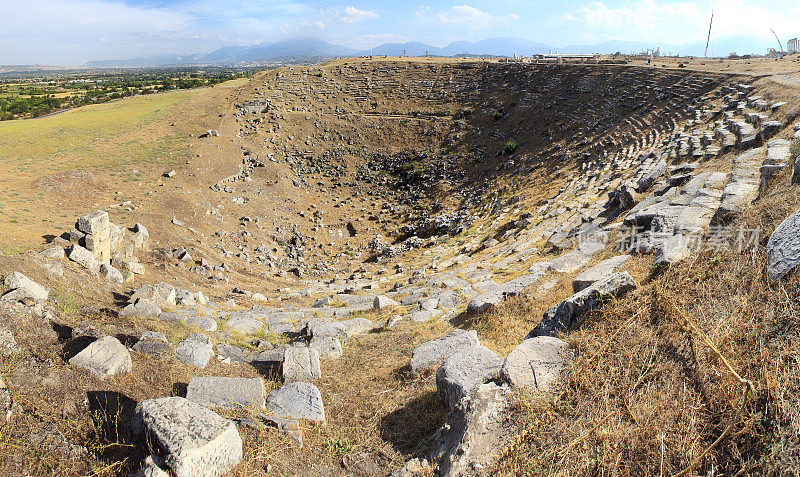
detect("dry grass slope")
(0, 79), (246, 253)
(492, 171), (800, 476)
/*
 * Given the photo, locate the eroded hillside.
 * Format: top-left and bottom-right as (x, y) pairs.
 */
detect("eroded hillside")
(1, 57), (800, 476)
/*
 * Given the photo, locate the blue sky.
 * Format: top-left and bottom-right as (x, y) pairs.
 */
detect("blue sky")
(1, 0), (798, 65)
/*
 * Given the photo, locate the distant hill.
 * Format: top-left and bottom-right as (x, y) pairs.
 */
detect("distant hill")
(199, 37), (358, 63)
(440, 37), (554, 57)
(369, 42), (437, 57)
(87, 54), (204, 68)
(368, 37), (554, 57)
(85, 34), (782, 68)
(86, 37), (358, 67)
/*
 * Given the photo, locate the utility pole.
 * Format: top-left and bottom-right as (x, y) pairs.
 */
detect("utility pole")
(704, 11), (713, 57)
(770, 29), (784, 53)
(370, 34), (373, 59)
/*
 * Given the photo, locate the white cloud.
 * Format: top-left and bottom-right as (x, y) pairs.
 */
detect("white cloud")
(414, 6), (432, 18)
(438, 5), (492, 25)
(341, 6), (378, 23)
(280, 20), (326, 35)
(433, 5), (520, 30)
(322, 6), (378, 24)
(0, 0), (194, 63)
(3, 0), (188, 33)
(560, 0), (800, 42)
(0, 0), (336, 63)
(560, 0), (701, 31)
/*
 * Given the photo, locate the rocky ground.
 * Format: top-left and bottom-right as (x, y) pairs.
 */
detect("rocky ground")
(1, 57), (800, 476)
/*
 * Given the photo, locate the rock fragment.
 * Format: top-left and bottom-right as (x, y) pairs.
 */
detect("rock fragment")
(121, 299), (162, 318)
(132, 331), (171, 356)
(500, 337), (571, 392)
(186, 377), (266, 409)
(68, 336), (132, 378)
(309, 336), (343, 359)
(410, 329), (479, 373)
(572, 255), (630, 292)
(531, 272), (636, 337)
(67, 244), (101, 272)
(99, 263), (123, 284)
(767, 207), (800, 281)
(132, 397), (243, 477)
(436, 345), (503, 410)
(225, 315), (262, 334)
(430, 383), (513, 476)
(373, 295), (399, 309)
(282, 347), (321, 381)
(0, 376), (13, 422)
(2, 272), (49, 302)
(266, 382), (325, 423)
(175, 333), (213, 369)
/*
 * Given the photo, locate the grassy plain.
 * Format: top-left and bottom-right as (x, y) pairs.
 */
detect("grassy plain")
(0, 78), (247, 253)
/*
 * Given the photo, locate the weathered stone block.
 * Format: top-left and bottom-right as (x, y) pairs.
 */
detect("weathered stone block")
(266, 382), (325, 423)
(186, 377), (265, 409)
(67, 244), (100, 272)
(100, 263), (123, 284)
(68, 336), (132, 379)
(573, 255), (630, 292)
(175, 333), (213, 369)
(132, 397), (242, 477)
(436, 345), (503, 410)
(430, 383), (513, 476)
(531, 272), (636, 337)
(76, 210), (109, 235)
(282, 347), (321, 381)
(500, 337), (571, 392)
(309, 336), (343, 359)
(410, 329), (480, 373)
(373, 295), (399, 309)
(767, 207), (800, 281)
(3, 272), (49, 301)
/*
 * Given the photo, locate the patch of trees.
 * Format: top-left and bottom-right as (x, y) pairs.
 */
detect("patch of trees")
(0, 95), (63, 119)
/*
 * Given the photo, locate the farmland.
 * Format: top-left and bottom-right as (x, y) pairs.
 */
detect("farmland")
(0, 67), (255, 120)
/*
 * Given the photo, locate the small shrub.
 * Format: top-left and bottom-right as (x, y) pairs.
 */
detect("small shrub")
(504, 140), (518, 154)
(327, 438), (353, 455)
(398, 162), (415, 173)
(791, 137), (800, 159)
(493, 110), (503, 120)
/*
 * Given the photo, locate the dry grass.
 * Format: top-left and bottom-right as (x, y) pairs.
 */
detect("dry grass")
(225, 319), (452, 476)
(492, 175), (800, 476)
(0, 288), (456, 476)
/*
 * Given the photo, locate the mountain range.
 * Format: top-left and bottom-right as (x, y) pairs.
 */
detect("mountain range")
(85, 35), (780, 68)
